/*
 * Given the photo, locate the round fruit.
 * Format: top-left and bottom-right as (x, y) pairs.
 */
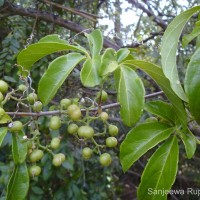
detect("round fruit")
(29, 149), (44, 163)
(52, 153), (65, 167)
(67, 123), (78, 134)
(97, 90), (108, 102)
(18, 84), (27, 92)
(33, 101), (43, 112)
(29, 165), (41, 177)
(69, 109), (82, 121)
(78, 126), (94, 139)
(60, 98), (71, 110)
(108, 125), (119, 136)
(49, 116), (61, 130)
(106, 137), (118, 148)
(0, 108), (5, 119)
(0, 92), (4, 102)
(67, 104), (79, 115)
(0, 80), (8, 94)
(27, 93), (38, 104)
(82, 147), (93, 160)
(99, 153), (112, 167)
(8, 121), (23, 132)
(100, 112), (109, 121)
(50, 137), (61, 149)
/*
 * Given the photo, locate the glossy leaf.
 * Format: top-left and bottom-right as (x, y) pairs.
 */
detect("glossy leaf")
(138, 136), (179, 200)
(38, 34), (69, 44)
(99, 48), (118, 77)
(0, 127), (7, 146)
(118, 65), (145, 126)
(17, 37), (88, 71)
(145, 100), (176, 123)
(80, 56), (102, 87)
(182, 20), (200, 47)
(123, 60), (187, 127)
(181, 130), (196, 159)
(185, 47), (200, 124)
(12, 131), (28, 164)
(0, 113), (11, 124)
(116, 48), (130, 63)
(120, 122), (174, 172)
(38, 53), (85, 105)
(161, 6), (200, 101)
(6, 162), (29, 200)
(85, 29), (103, 56)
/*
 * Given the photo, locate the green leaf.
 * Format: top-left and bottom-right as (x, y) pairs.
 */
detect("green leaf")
(181, 130), (196, 159)
(38, 34), (69, 44)
(99, 48), (118, 77)
(137, 136), (179, 200)
(182, 20), (200, 47)
(0, 127), (7, 146)
(0, 113), (11, 124)
(38, 53), (85, 105)
(6, 162), (29, 200)
(123, 60), (187, 127)
(118, 65), (145, 126)
(17, 38), (88, 71)
(145, 100), (176, 123)
(12, 131), (28, 164)
(80, 56), (102, 87)
(85, 29), (103, 57)
(161, 6), (200, 101)
(120, 122), (174, 172)
(116, 48), (130, 63)
(185, 47), (200, 124)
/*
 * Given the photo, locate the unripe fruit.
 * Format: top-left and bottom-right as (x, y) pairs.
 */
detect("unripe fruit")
(82, 147), (93, 160)
(29, 165), (41, 177)
(99, 153), (112, 167)
(108, 125), (119, 136)
(106, 137), (118, 147)
(0, 108), (5, 119)
(0, 80), (8, 93)
(0, 92), (4, 102)
(52, 153), (66, 167)
(8, 121), (23, 132)
(60, 98), (71, 109)
(97, 90), (108, 102)
(29, 149), (44, 163)
(33, 101), (43, 112)
(49, 116), (61, 130)
(50, 137), (61, 149)
(100, 112), (109, 121)
(18, 84), (27, 92)
(78, 126), (94, 139)
(67, 104), (82, 121)
(27, 93), (38, 104)
(69, 109), (82, 121)
(67, 123), (78, 134)
(67, 104), (79, 114)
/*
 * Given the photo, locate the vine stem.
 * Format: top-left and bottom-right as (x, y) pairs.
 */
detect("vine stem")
(6, 91), (164, 117)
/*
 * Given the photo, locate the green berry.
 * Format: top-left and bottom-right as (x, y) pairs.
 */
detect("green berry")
(100, 112), (109, 121)
(0, 108), (5, 119)
(106, 137), (118, 147)
(18, 84), (27, 92)
(29, 149), (44, 163)
(60, 98), (71, 109)
(27, 93), (38, 104)
(49, 116), (61, 130)
(8, 121), (23, 132)
(108, 125), (119, 136)
(33, 101), (43, 112)
(67, 123), (78, 135)
(99, 153), (112, 167)
(0, 80), (8, 94)
(82, 147), (93, 160)
(78, 126), (94, 139)
(29, 165), (41, 177)
(50, 137), (61, 149)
